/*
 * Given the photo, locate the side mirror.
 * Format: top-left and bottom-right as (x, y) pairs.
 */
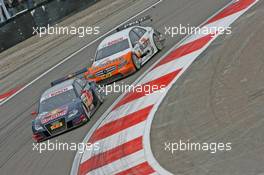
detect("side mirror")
(31, 111), (37, 116)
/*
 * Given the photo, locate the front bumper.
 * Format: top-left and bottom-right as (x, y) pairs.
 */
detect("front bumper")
(32, 114), (87, 142)
(88, 62), (136, 84)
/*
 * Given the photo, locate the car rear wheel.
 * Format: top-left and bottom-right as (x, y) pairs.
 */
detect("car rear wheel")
(132, 54), (141, 70)
(94, 89), (104, 105)
(82, 103), (90, 120)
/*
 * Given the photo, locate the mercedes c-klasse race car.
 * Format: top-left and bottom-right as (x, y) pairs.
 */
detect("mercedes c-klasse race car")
(32, 78), (103, 142)
(84, 16), (165, 84)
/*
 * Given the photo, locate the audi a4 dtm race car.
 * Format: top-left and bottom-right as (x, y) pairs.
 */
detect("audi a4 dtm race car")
(31, 78), (103, 142)
(84, 16), (165, 84)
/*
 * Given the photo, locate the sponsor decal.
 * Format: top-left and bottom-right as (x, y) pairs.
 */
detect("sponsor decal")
(107, 37), (124, 46)
(41, 106), (68, 124)
(41, 86), (73, 102)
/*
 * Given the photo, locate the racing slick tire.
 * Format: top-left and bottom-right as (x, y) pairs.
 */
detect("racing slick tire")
(93, 89), (104, 105)
(82, 103), (91, 121)
(153, 33), (163, 51)
(132, 54), (141, 70)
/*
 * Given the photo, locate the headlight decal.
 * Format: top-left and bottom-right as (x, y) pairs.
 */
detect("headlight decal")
(35, 122), (44, 130)
(68, 109), (79, 118)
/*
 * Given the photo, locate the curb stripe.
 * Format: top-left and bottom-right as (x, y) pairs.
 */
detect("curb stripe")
(113, 69), (182, 110)
(153, 34), (214, 69)
(100, 92), (162, 126)
(206, 0), (255, 24)
(115, 162), (155, 175)
(87, 150), (146, 175)
(141, 49), (202, 85)
(89, 105), (153, 143)
(81, 122), (146, 162)
(0, 86), (22, 101)
(79, 137), (143, 175)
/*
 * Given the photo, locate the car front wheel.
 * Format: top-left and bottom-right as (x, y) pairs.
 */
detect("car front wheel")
(153, 33), (163, 51)
(82, 103), (90, 120)
(132, 54), (141, 70)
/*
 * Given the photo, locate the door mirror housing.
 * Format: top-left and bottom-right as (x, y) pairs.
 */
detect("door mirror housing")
(31, 111), (37, 117)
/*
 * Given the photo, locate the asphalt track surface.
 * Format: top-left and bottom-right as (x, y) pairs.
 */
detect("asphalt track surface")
(151, 1), (264, 175)
(1, 0), (261, 174)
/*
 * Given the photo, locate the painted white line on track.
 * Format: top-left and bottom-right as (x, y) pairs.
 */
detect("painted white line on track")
(0, 0), (163, 106)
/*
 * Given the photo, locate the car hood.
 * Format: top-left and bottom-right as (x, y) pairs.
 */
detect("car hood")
(36, 100), (81, 124)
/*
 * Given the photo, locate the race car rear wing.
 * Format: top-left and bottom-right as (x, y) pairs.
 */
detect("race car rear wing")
(116, 15), (153, 31)
(50, 68), (88, 86)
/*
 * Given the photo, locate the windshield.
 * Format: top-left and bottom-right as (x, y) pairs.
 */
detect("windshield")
(95, 39), (130, 61)
(39, 90), (77, 112)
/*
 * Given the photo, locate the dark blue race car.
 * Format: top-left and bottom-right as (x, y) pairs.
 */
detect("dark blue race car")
(32, 78), (104, 142)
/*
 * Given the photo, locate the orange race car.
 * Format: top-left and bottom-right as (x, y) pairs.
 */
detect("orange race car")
(84, 17), (165, 84)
